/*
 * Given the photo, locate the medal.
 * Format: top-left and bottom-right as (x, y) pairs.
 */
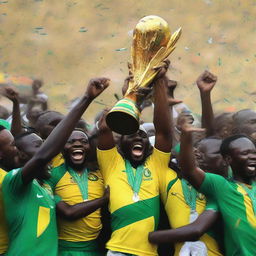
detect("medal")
(189, 210), (199, 223)
(181, 179), (199, 223)
(132, 192), (140, 202)
(125, 160), (144, 203)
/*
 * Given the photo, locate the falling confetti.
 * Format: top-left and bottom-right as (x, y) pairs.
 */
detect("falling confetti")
(207, 37), (213, 44)
(218, 58), (222, 66)
(115, 48), (127, 51)
(79, 27), (88, 32)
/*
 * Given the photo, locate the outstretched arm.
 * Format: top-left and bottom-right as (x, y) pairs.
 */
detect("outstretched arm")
(22, 78), (110, 184)
(179, 121), (205, 189)
(57, 186), (109, 221)
(97, 109), (115, 150)
(153, 60), (173, 153)
(197, 70), (217, 137)
(1, 87), (23, 136)
(149, 210), (218, 244)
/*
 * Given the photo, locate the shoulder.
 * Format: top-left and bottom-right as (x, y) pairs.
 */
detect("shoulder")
(47, 163), (67, 188)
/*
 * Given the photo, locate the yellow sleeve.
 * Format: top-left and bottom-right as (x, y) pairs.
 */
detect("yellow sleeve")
(147, 148), (177, 194)
(97, 147), (121, 181)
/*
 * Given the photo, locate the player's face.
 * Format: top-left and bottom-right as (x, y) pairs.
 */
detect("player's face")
(120, 130), (150, 164)
(195, 138), (227, 177)
(15, 133), (43, 165)
(63, 130), (90, 168)
(228, 137), (256, 180)
(0, 129), (19, 170)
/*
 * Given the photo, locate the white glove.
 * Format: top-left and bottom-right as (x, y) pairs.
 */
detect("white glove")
(179, 241), (208, 256)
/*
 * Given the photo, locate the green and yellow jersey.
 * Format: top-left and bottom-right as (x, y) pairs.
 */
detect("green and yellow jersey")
(199, 173), (256, 256)
(2, 168), (58, 256)
(159, 169), (223, 256)
(0, 168), (8, 254)
(46, 163), (104, 244)
(50, 153), (64, 169)
(97, 146), (170, 256)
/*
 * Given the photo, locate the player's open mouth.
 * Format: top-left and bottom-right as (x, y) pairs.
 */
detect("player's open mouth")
(71, 149), (84, 161)
(247, 163), (256, 172)
(132, 144), (143, 157)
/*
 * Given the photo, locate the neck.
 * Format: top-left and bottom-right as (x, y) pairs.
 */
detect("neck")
(234, 175), (254, 185)
(68, 162), (87, 173)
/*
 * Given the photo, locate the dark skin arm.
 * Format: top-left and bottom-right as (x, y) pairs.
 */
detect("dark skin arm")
(179, 121), (205, 189)
(197, 70), (217, 137)
(97, 109), (115, 150)
(149, 210), (219, 244)
(153, 60), (173, 153)
(22, 78), (110, 184)
(57, 186), (109, 221)
(1, 87), (23, 136)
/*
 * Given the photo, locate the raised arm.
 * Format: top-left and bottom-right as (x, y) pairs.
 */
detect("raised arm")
(153, 60), (173, 153)
(22, 78), (110, 184)
(179, 122), (205, 189)
(1, 87), (23, 136)
(149, 210), (218, 244)
(57, 186), (109, 220)
(97, 109), (115, 150)
(196, 70), (217, 136)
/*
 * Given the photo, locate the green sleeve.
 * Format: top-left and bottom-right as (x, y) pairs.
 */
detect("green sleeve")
(199, 172), (226, 199)
(54, 195), (62, 204)
(205, 198), (219, 212)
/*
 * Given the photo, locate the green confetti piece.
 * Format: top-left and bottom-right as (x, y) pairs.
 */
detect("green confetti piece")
(218, 57), (222, 66)
(79, 27), (88, 32)
(115, 48), (127, 51)
(47, 50), (53, 55)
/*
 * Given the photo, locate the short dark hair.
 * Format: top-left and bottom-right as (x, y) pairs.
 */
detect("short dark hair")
(14, 131), (35, 142)
(220, 134), (252, 157)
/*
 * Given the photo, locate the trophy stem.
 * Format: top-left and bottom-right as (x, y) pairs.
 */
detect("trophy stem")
(106, 92), (140, 135)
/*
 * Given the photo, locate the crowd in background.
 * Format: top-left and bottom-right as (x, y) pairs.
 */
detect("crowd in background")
(0, 63), (255, 256)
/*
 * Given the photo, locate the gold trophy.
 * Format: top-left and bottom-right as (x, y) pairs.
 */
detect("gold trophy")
(106, 15), (182, 135)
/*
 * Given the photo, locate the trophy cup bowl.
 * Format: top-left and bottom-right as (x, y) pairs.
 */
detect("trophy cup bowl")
(106, 15), (182, 135)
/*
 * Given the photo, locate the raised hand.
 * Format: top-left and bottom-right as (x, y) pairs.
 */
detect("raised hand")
(180, 116), (205, 134)
(1, 86), (19, 103)
(196, 70), (217, 93)
(86, 77), (110, 100)
(153, 59), (170, 79)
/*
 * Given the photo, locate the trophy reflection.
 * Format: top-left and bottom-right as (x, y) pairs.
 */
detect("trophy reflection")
(106, 15), (182, 135)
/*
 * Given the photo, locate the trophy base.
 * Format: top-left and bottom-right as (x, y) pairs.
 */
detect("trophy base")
(106, 98), (140, 135)
(106, 111), (139, 135)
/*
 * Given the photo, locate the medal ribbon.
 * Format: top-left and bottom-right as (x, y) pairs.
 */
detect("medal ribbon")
(181, 179), (198, 212)
(239, 181), (256, 215)
(125, 160), (144, 196)
(68, 165), (88, 201)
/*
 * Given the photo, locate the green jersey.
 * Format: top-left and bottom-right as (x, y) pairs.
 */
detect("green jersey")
(199, 173), (256, 256)
(2, 168), (58, 256)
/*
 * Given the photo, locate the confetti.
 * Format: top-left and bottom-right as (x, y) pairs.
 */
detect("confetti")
(79, 27), (88, 32)
(115, 48), (127, 52)
(207, 37), (213, 44)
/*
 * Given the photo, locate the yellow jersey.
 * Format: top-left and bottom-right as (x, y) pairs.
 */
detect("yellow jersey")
(47, 163), (104, 242)
(97, 146), (171, 256)
(159, 168), (223, 256)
